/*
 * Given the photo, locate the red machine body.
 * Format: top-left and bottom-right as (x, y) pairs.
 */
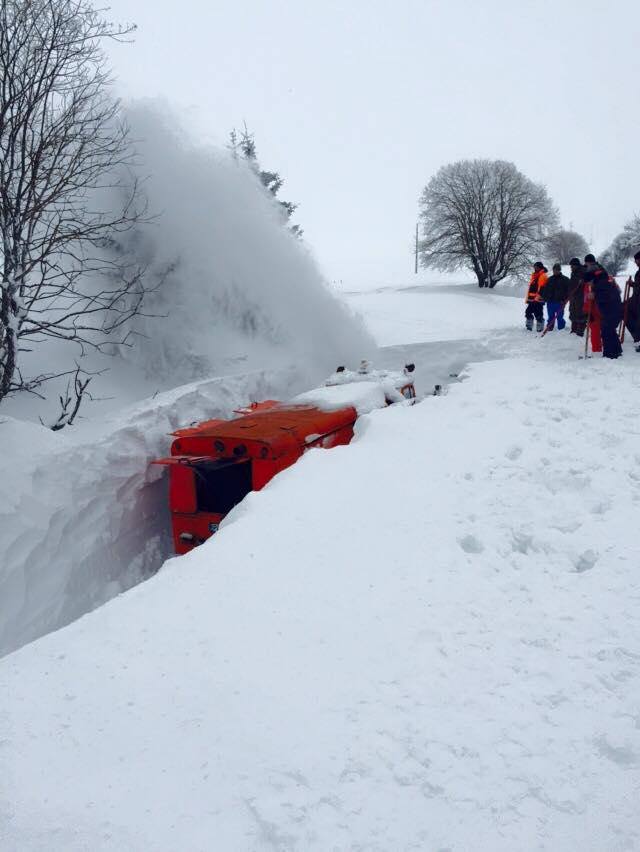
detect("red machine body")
(154, 401), (357, 554)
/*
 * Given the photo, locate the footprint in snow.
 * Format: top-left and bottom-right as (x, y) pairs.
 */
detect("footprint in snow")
(505, 445), (523, 461)
(594, 734), (638, 766)
(511, 530), (534, 554)
(458, 534), (484, 554)
(574, 549), (598, 573)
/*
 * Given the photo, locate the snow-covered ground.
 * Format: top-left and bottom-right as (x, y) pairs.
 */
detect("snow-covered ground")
(344, 281), (521, 346)
(2, 281), (640, 850)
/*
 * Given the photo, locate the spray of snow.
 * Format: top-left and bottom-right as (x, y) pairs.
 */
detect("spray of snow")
(114, 101), (374, 387)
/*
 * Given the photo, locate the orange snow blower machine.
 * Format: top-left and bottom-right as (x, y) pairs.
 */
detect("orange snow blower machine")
(153, 400), (357, 555)
(153, 362), (416, 555)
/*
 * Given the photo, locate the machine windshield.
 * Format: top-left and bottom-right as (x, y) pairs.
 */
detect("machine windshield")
(193, 459), (252, 515)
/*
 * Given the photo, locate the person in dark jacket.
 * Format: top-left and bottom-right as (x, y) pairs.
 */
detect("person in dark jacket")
(623, 251), (640, 352)
(524, 261), (547, 331)
(568, 258), (587, 336)
(583, 254), (623, 359)
(541, 263), (570, 331)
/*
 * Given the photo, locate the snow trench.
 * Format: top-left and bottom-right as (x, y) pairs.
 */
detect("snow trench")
(0, 367), (304, 657)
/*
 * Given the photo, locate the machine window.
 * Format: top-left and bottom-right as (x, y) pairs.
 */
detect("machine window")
(193, 459), (252, 515)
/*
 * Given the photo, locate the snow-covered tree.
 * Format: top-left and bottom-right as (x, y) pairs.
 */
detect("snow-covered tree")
(621, 214), (640, 256)
(600, 214), (640, 275)
(419, 159), (558, 288)
(600, 233), (632, 276)
(544, 229), (589, 264)
(0, 0), (147, 405)
(230, 125), (302, 238)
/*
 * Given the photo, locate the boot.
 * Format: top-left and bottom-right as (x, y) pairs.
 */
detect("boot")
(526, 318), (533, 331)
(536, 320), (544, 333)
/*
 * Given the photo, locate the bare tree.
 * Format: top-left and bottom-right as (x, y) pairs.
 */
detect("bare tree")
(419, 159), (558, 288)
(544, 229), (589, 264)
(40, 363), (103, 430)
(0, 0), (148, 405)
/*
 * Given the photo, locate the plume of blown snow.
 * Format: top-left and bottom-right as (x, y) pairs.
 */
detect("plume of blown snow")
(116, 101), (374, 387)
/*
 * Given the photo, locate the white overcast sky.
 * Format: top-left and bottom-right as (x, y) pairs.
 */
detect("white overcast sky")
(106, 0), (640, 286)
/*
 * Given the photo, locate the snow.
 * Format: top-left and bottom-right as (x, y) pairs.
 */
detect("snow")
(2, 101), (374, 427)
(114, 103), (374, 386)
(293, 380), (388, 414)
(2, 338), (640, 849)
(344, 282), (522, 346)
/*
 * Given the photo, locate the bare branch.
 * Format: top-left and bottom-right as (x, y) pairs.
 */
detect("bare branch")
(0, 0), (149, 403)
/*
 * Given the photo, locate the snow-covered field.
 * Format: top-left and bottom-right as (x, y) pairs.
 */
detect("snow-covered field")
(344, 282), (520, 346)
(2, 283), (640, 850)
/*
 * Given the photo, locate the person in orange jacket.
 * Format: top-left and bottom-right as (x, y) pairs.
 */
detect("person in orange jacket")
(524, 261), (548, 331)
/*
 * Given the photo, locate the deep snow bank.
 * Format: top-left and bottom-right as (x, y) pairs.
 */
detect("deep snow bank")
(0, 367), (304, 657)
(2, 355), (639, 850)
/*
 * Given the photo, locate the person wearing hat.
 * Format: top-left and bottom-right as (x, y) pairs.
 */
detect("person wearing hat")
(568, 257), (587, 336)
(524, 261), (547, 332)
(583, 254), (622, 358)
(541, 263), (570, 331)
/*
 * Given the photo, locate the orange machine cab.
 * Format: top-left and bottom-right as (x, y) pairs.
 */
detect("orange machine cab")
(154, 401), (357, 554)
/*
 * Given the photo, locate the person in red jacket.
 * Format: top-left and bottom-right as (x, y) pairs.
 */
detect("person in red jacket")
(524, 261), (547, 332)
(583, 254), (623, 358)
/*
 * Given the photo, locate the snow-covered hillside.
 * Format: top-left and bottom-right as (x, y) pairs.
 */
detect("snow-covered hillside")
(2, 295), (640, 848)
(343, 281), (521, 345)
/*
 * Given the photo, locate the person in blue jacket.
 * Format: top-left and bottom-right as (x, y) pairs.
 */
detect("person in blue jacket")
(583, 254), (623, 359)
(541, 263), (570, 331)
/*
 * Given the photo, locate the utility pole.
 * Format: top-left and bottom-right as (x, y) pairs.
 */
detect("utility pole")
(414, 222), (419, 274)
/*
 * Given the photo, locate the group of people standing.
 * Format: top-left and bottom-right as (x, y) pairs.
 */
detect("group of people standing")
(524, 251), (640, 359)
